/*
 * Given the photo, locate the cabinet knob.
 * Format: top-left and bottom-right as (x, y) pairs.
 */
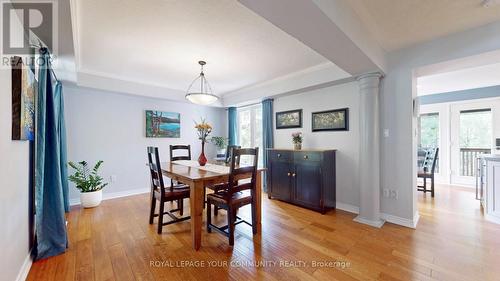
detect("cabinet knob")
(277, 153), (281, 158)
(287, 172), (291, 176)
(292, 173), (296, 177)
(304, 155), (308, 159)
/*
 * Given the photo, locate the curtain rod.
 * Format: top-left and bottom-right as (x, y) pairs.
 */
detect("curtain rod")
(227, 99), (273, 110)
(30, 44), (59, 82)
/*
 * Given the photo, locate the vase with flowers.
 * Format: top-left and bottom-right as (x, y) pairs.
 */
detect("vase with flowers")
(194, 118), (212, 166)
(292, 132), (303, 150)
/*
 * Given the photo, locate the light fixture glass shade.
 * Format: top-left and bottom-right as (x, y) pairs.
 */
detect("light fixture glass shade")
(185, 92), (219, 105)
(185, 61), (218, 105)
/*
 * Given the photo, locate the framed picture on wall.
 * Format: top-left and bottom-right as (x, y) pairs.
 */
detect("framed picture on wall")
(145, 110), (181, 138)
(312, 108), (349, 131)
(276, 109), (302, 129)
(11, 56), (36, 141)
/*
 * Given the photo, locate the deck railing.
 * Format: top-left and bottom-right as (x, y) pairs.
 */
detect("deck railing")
(460, 148), (490, 177)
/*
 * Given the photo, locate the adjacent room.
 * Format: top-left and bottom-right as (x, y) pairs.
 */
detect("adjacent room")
(1, 1), (500, 281)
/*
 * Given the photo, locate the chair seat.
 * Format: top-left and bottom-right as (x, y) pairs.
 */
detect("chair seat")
(206, 182), (228, 192)
(417, 172), (432, 178)
(207, 190), (252, 206)
(154, 186), (190, 201)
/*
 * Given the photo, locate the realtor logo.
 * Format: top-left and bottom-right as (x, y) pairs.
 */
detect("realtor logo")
(1, 0), (57, 55)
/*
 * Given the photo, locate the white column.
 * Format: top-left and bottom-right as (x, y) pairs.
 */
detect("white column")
(354, 73), (385, 228)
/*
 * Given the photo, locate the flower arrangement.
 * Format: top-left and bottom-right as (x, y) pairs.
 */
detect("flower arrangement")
(194, 118), (212, 142)
(292, 132), (303, 150)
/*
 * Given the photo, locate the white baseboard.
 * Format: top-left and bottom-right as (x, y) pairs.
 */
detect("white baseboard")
(70, 187), (150, 206)
(336, 202), (359, 214)
(336, 202), (419, 229)
(353, 215), (385, 228)
(15, 253), (32, 281)
(381, 212), (419, 229)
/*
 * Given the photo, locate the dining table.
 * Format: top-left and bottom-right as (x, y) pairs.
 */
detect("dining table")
(160, 160), (265, 250)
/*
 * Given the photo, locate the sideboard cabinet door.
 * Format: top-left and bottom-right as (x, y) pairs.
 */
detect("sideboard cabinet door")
(293, 161), (322, 210)
(270, 160), (291, 201)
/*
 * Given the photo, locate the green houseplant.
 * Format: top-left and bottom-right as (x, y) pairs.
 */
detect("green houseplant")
(68, 160), (108, 208)
(211, 136), (228, 157)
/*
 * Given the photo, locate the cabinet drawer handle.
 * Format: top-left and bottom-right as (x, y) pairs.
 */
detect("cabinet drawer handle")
(287, 172), (291, 176)
(303, 155), (308, 159)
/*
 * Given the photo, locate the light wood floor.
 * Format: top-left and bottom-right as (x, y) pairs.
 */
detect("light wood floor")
(27, 185), (500, 281)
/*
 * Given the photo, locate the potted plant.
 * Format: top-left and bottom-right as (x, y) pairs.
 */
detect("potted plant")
(292, 132), (303, 150)
(211, 136), (228, 157)
(68, 160), (108, 208)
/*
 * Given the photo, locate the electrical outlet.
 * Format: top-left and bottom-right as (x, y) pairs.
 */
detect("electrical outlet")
(383, 129), (390, 138)
(383, 188), (390, 198)
(110, 175), (117, 183)
(390, 190), (398, 199)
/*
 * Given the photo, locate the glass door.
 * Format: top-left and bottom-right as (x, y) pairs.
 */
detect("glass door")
(451, 103), (492, 186)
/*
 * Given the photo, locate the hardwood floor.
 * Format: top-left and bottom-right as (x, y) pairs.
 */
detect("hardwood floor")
(27, 185), (500, 281)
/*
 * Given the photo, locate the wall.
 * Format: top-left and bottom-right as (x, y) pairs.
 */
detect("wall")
(273, 82), (360, 207)
(0, 69), (32, 280)
(419, 85), (500, 105)
(381, 21), (500, 222)
(64, 85), (227, 203)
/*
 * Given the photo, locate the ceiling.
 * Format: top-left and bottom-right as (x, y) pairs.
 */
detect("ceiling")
(417, 62), (500, 96)
(72, 0), (330, 98)
(346, 0), (500, 51)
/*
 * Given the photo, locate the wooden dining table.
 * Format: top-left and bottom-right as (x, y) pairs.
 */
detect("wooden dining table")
(160, 160), (265, 250)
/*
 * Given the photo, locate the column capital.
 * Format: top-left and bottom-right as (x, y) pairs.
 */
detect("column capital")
(356, 72), (383, 91)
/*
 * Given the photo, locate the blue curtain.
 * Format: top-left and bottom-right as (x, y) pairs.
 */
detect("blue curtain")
(262, 99), (274, 192)
(228, 107), (238, 146)
(35, 48), (69, 260)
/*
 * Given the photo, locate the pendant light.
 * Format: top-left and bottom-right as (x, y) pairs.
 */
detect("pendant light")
(185, 61), (218, 105)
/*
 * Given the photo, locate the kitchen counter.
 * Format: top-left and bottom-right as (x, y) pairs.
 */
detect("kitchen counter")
(478, 154), (500, 224)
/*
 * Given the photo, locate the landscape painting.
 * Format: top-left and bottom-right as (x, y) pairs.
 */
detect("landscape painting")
(276, 109), (302, 129)
(11, 56), (36, 141)
(312, 108), (349, 131)
(145, 110), (180, 138)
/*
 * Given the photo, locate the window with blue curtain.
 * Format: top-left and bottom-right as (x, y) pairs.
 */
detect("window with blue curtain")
(35, 48), (69, 260)
(262, 99), (273, 192)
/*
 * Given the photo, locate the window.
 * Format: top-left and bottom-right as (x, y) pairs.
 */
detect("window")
(237, 104), (263, 166)
(418, 113), (439, 172)
(459, 109), (492, 176)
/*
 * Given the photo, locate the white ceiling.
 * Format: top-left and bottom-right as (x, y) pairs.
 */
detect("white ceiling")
(417, 62), (500, 96)
(346, 0), (500, 51)
(72, 0), (331, 99)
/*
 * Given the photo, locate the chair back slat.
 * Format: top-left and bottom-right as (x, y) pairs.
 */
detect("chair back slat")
(147, 146), (166, 194)
(227, 147), (259, 199)
(226, 145), (241, 164)
(170, 145), (191, 161)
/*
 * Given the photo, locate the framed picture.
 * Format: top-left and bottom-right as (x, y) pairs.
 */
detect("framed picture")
(145, 110), (181, 138)
(276, 109), (302, 129)
(11, 56), (36, 141)
(312, 108), (349, 131)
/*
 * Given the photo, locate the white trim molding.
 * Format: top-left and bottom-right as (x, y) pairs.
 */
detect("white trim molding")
(336, 201), (420, 229)
(69, 188), (150, 206)
(15, 254), (32, 281)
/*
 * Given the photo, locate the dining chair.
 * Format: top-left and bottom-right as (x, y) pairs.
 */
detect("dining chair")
(147, 147), (190, 234)
(206, 145), (241, 216)
(169, 145), (191, 213)
(417, 147), (439, 197)
(206, 147), (259, 246)
(225, 145), (241, 164)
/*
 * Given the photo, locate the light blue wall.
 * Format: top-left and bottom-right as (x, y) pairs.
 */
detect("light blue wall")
(419, 85), (500, 105)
